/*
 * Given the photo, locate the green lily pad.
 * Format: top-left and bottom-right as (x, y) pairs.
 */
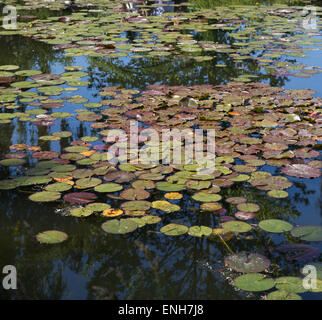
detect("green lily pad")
(188, 226), (212, 237)
(101, 219), (138, 234)
(259, 219), (293, 233)
(236, 203), (260, 213)
(36, 230), (68, 244)
(94, 183), (122, 193)
(76, 177), (102, 189)
(0, 65), (19, 71)
(121, 200), (151, 211)
(140, 215), (161, 224)
(291, 226), (322, 242)
(266, 290), (302, 300)
(267, 190), (288, 198)
(156, 182), (185, 192)
(0, 159), (25, 166)
(85, 202), (111, 212)
(52, 164), (76, 173)
(192, 192), (222, 202)
(160, 223), (188, 236)
(222, 221), (252, 233)
(0, 179), (18, 190)
(64, 146), (89, 153)
(52, 131), (72, 138)
(70, 207), (94, 217)
(29, 191), (61, 202)
(234, 273), (275, 292)
(120, 188), (150, 200)
(45, 183), (72, 192)
(275, 277), (308, 293)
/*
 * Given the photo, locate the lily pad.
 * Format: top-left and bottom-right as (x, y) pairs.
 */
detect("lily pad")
(45, 183), (72, 192)
(275, 277), (308, 293)
(291, 226), (322, 242)
(63, 192), (97, 204)
(259, 219), (293, 233)
(221, 221), (252, 233)
(225, 252), (271, 273)
(234, 273), (275, 292)
(0, 159), (25, 166)
(192, 192), (222, 202)
(281, 164), (321, 179)
(266, 290), (302, 300)
(160, 223), (188, 236)
(267, 190), (288, 198)
(141, 215), (161, 224)
(29, 191), (61, 202)
(152, 200), (180, 213)
(236, 203), (260, 213)
(94, 183), (122, 193)
(101, 219), (138, 234)
(121, 200), (151, 211)
(85, 203), (111, 212)
(120, 188), (150, 200)
(36, 230), (68, 244)
(156, 182), (185, 192)
(188, 226), (212, 237)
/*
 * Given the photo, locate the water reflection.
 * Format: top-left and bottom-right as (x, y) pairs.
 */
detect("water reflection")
(0, 0), (321, 300)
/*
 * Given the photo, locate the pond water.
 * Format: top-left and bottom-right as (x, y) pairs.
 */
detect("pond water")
(0, 0), (322, 300)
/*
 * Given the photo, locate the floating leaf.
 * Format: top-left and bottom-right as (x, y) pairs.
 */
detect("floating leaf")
(29, 191), (61, 202)
(70, 207), (94, 217)
(225, 252), (271, 273)
(45, 183), (72, 192)
(101, 219), (138, 234)
(188, 226), (212, 237)
(275, 277), (308, 293)
(0, 159), (25, 166)
(267, 190), (288, 198)
(76, 177), (102, 189)
(225, 197), (247, 204)
(192, 192), (222, 202)
(141, 215), (161, 224)
(121, 200), (151, 211)
(160, 223), (188, 236)
(94, 183), (122, 193)
(156, 182), (185, 192)
(152, 200), (180, 213)
(36, 230), (68, 244)
(234, 273), (275, 292)
(63, 192), (97, 204)
(102, 208), (124, 217)
(291, 226), (322, 242)
(236, 203), (260, 213)
(259, 219), (293, 233)
(266, 290), (302, 300)
(222, 221), (252, 233)
(281, 164), (321, 179)
(0, 179), (18, 190)
(200, 202), (222, 211)
(86, 203), (111, 212)
(120, 188), (150, 200)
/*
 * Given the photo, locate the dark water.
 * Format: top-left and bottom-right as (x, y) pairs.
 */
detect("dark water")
(0, 0), (321, 300)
